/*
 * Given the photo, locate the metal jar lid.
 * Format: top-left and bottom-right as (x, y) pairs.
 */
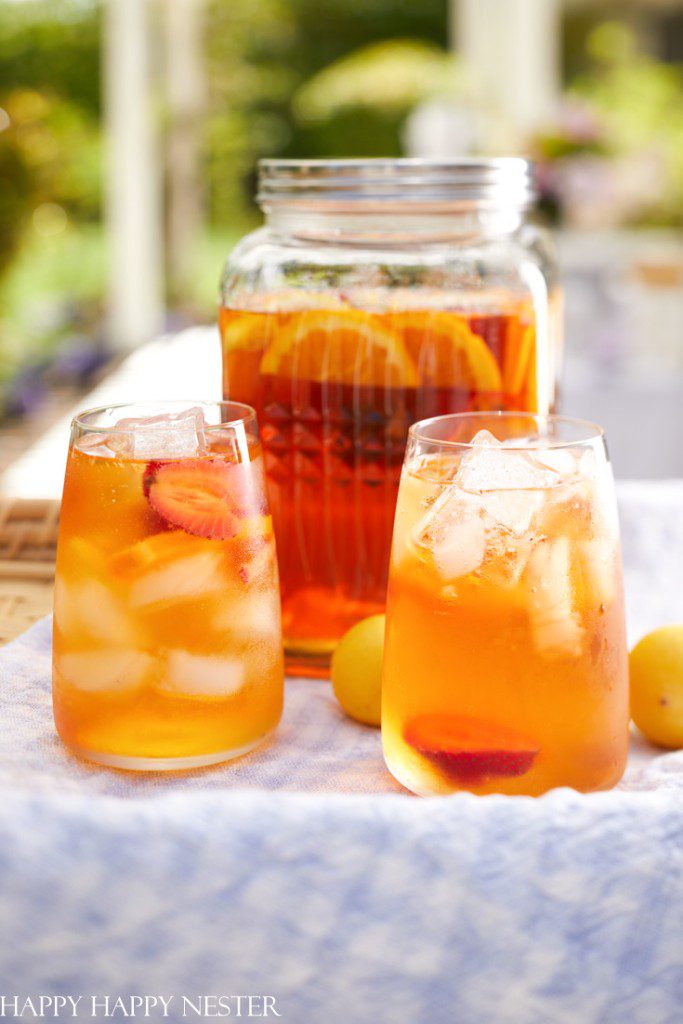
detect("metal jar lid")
(257, 158), (536, 210)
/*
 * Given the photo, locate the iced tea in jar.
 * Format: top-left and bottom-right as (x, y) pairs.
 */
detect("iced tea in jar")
(220, 159), (562, 675)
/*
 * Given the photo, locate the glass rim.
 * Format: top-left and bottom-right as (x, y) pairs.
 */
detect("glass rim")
(408, 412), (605, 451)
(72, 399), (257, 434)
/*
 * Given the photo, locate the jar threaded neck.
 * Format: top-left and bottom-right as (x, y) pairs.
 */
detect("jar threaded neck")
(257, 158), (535, 210)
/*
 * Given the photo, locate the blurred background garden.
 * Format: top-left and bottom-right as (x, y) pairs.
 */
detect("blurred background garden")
(2, 0), (683, 476)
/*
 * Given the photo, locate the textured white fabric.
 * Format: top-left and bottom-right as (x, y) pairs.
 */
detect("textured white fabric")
(0, 481), (682, 1021)
(0, 617), (681, 801)
(0, 617), (403, 798)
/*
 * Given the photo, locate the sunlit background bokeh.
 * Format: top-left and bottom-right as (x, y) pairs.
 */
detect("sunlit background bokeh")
(2, 0), (683, 479)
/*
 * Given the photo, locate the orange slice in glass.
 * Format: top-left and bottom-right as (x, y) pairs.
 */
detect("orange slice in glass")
(392, 311), (502, 391)
(260, 309), (419, 387)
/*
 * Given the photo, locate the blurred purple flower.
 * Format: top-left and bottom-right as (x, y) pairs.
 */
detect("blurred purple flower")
(50, 335), (111, 383)
(5, 370), (48, 418)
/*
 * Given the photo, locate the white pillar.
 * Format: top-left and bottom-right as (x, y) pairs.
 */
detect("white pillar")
(453, 0), (562, 149)
(165, 0), (205, 301)
(104, 0), (164, 350)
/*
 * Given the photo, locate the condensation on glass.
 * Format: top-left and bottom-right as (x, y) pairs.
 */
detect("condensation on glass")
(219, 159), (563, 675)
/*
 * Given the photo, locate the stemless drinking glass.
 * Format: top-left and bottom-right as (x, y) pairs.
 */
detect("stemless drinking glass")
(53, 400), (284, 770)
(382, 412), (629, 796)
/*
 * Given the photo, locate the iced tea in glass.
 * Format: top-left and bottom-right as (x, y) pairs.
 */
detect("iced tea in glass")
(53, 401), (283, 770)
(382, 412), (628, 796)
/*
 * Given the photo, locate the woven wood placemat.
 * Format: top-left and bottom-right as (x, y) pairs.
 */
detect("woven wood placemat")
(0, 498), (59, 644)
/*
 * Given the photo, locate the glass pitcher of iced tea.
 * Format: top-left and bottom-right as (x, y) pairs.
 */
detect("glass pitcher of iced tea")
(220, 159), (562, 675)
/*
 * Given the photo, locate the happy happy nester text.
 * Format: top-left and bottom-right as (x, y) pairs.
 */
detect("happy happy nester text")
(0, 996), (281, 1018)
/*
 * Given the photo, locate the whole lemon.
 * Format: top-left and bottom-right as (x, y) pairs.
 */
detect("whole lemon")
(331, 614), (385, 727)
(630, 625), (683, 748)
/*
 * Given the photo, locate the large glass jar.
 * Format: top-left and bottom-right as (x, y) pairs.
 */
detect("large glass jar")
(219, 159), (562, 675)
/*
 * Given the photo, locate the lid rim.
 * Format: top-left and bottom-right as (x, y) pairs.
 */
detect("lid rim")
(257, 158), (536, 208)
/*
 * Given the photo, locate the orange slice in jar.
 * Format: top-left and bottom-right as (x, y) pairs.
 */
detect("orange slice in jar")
(392, 311), (502, 391)
(503, 321), (535, 397)
(220, 291), (355, 352)
(260, 308), (419, 387)
(219, 309), (276, 352)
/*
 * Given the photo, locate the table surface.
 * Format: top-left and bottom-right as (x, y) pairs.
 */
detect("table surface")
(1, 476), (682, 1021)
(1, 615), (680, 802)
(1, 611), (683, 1022)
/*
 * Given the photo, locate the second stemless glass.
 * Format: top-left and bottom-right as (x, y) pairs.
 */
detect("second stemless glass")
(382, 412), (629, 797)
(53, 400), (284, 770)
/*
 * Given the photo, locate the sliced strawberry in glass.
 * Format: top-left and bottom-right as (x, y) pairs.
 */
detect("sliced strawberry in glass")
(145, 459), (254, 540)
(404, 714), (539, 784)
(143, 460), (167, 498)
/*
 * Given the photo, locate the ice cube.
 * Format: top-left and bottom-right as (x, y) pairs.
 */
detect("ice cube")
(158, 650), (246, 698)
(115, 407), (207, 460)
(70, 581), (139, 643)
(577, 538), (617, 608)
(238, 544), (276, 585)
(456, 430), (565, 537)
(526, 445), (581, 479)
(129, 547), (225, 608)
(480, 535), (536, 590)
(589, 460), (620, 539)
(430, 513), (487, 579)
(55, 649), (155, 693)
(53, 578), (75, 637)
(213, 589), (281, 642)
(77, 433), (129, 458)
(413, 487), (487, 579)
(457, 430), (563, 493)
(524, 537), (584, 657)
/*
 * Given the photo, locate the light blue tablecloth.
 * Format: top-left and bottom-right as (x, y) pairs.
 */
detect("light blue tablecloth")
(0, 481), (682, 1023)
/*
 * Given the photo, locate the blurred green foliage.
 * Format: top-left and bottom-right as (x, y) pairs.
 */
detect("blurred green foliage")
(534, 21), (683, 228)
(294, 39), (458, 120)
(0, 0), (449, 261)
(574, 22), (683, 226)
(0, 0), (101, 289)
(204, 0), (447, 223)
(292, 39), (459, 157)
(0, 0), (101, 113)
(2, 88), (101, 218)
(0, 1), (103, 401)
(0, 131), (31, 280)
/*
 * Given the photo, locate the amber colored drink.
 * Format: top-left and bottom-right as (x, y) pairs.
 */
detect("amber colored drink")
(53, 403), (283, 769)
(220, 298), (544, 674)
(382, 414), (629, 796)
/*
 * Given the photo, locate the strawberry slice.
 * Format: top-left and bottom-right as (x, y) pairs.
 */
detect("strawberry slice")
(404, 714), (539, 784)
(144, 459), (254, 540)
(143, 460), (166, 498)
